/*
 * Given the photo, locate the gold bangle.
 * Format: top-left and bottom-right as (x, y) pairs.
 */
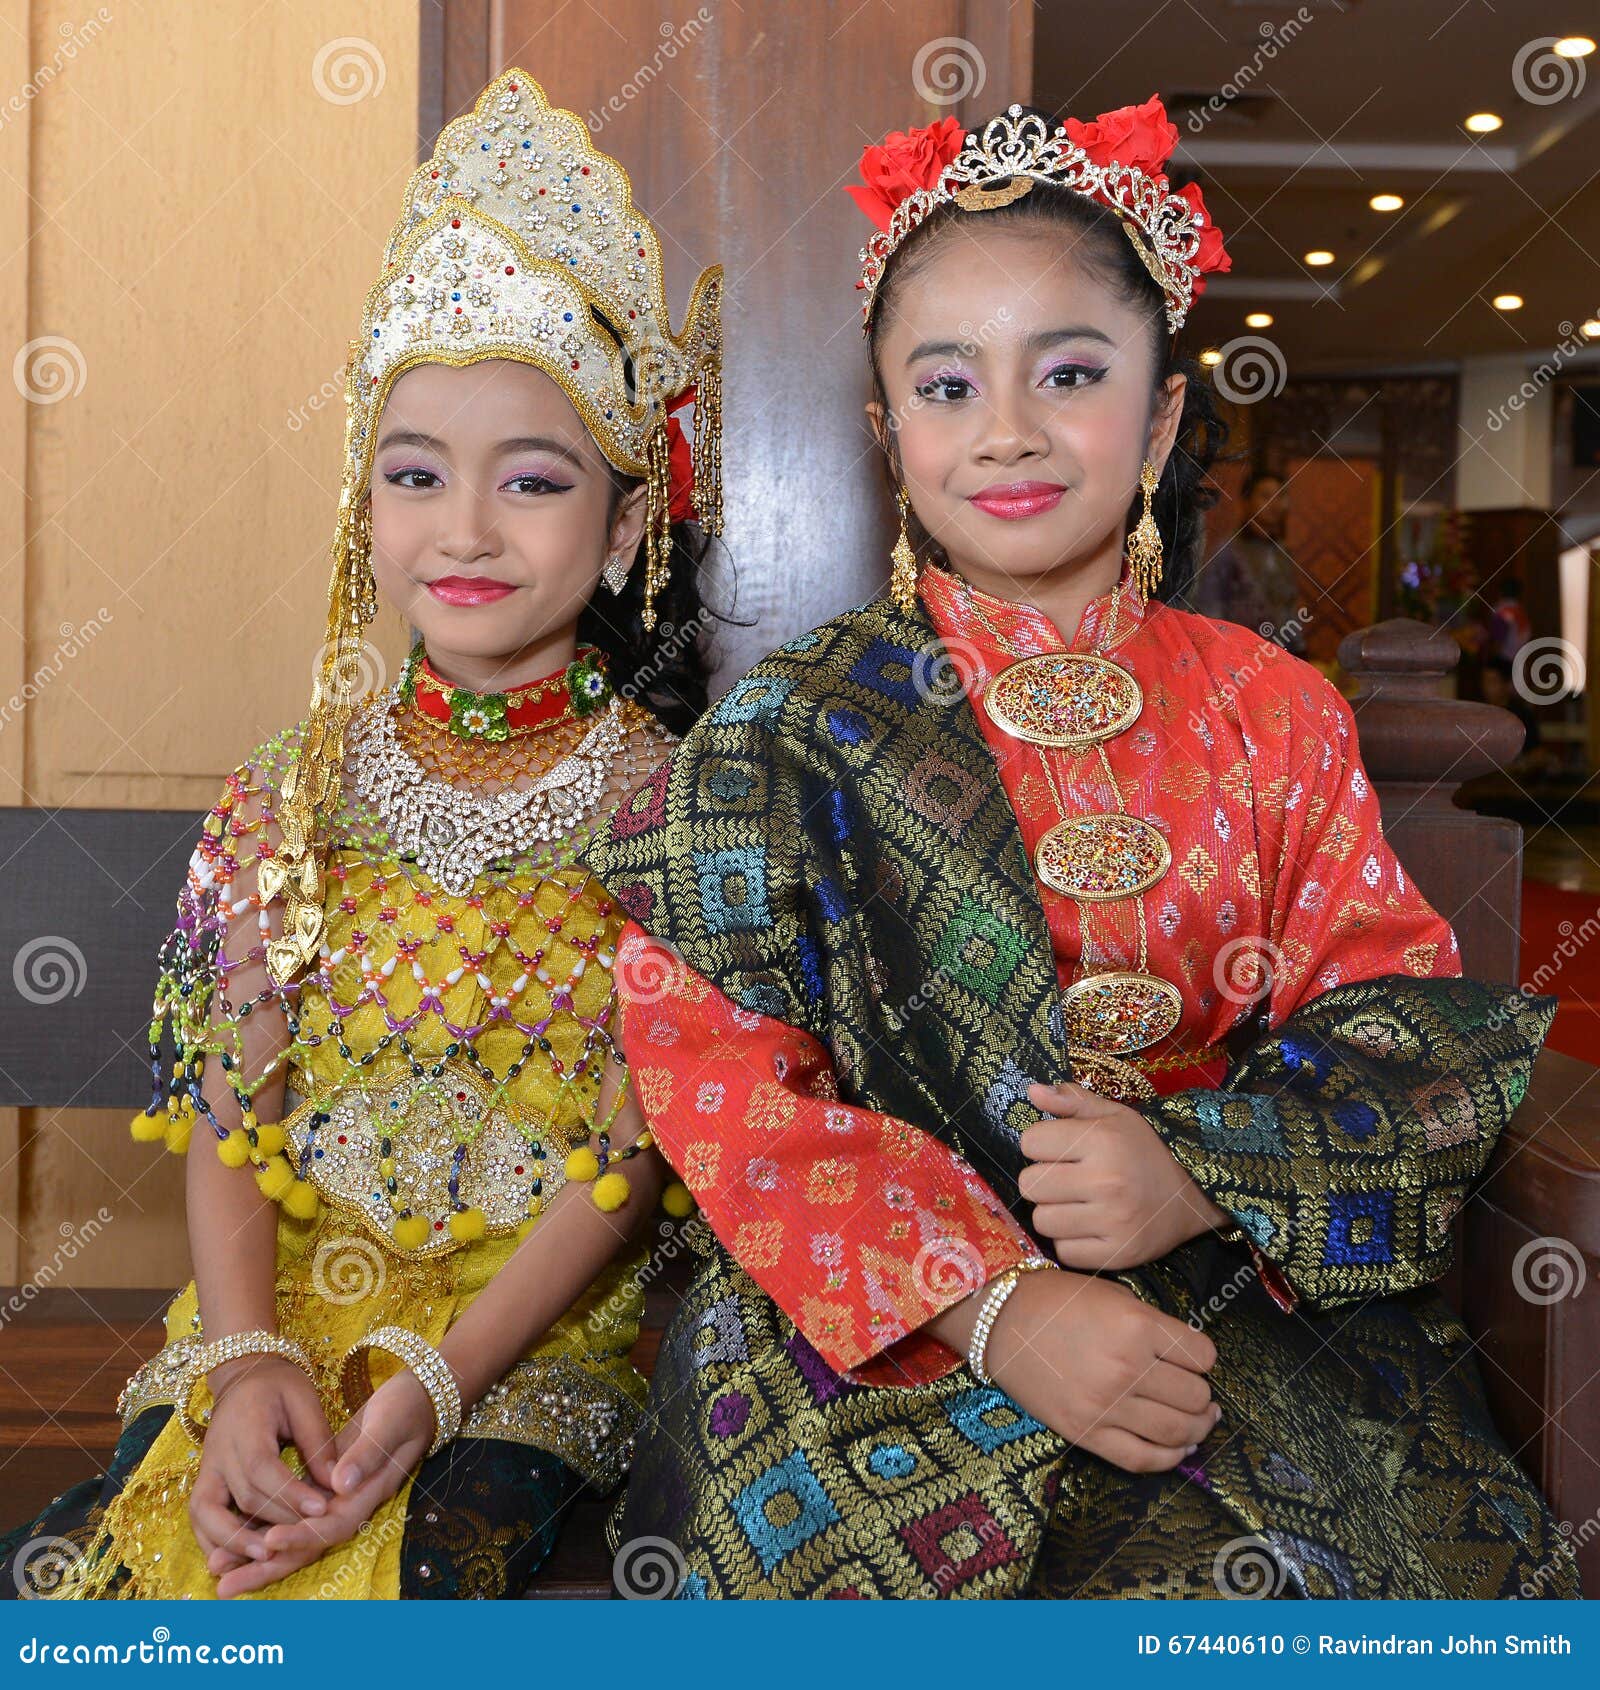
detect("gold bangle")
(176, 1330), (316, 1445)
(339, 1325), (464, 1459)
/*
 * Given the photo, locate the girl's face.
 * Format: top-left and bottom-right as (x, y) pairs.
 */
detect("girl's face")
(870, 221), (1185, 601)
(369, 358), (645, 684)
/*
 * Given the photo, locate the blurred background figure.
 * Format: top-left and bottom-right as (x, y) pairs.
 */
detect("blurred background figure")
(1189, 470), (1309, 654)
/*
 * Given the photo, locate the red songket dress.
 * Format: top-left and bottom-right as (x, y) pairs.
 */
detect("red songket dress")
(612, 560), (1460, 1387)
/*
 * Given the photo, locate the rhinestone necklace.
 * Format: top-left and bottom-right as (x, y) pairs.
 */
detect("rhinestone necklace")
(345, 684), (635, 893)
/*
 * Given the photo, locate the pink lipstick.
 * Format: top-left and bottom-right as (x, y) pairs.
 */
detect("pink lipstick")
(427, 576), (517, 606)
(968, 481), (1067, 520)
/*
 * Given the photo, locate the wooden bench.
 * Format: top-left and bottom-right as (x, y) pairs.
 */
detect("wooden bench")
(3, 617), (1597, 1594)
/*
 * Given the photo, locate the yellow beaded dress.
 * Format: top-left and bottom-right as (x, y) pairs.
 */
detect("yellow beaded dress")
(14, 674), (675, 1600)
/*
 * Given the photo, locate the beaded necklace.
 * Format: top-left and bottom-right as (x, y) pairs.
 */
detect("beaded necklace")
(399, 640), (613, 740)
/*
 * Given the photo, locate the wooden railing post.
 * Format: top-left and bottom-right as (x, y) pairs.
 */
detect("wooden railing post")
(1337, 617), (1527, 983)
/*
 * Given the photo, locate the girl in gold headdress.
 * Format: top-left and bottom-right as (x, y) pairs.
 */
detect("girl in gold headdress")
(0, 67), (722, 1601)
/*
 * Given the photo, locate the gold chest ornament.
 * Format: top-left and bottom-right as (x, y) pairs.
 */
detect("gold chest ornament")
(964, 574), (1184, 1098)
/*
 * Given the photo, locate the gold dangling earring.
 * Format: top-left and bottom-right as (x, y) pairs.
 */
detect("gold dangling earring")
(1126, 457), (1164, 604)
(889, 487), (919, 615)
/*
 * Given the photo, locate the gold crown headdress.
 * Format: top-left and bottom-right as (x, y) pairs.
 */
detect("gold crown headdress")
(847, 96), (1231, 335)
(264, 69), (723, 987)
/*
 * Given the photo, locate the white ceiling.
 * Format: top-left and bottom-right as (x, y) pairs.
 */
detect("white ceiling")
(1032, 0), (1600, 374)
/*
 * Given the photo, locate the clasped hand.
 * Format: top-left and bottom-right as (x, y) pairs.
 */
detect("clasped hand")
(192, 1358), (435, 1598)
(1019, 1080), (1231, 1270)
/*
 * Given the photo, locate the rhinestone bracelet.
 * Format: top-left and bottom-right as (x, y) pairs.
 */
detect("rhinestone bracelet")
(176, 1330), (317, 1445)
(340, 1325), (464, 1458)
(968, 1258), (1056, 1386)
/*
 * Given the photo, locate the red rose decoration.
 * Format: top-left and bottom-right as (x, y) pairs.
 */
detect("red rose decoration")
(1174, 180), (1232, 297)
(1064, 93), (1179, 179)
(845, 116), (967, 230)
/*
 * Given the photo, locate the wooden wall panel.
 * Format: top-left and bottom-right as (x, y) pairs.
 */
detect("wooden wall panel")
(4, 3), (419, 1288)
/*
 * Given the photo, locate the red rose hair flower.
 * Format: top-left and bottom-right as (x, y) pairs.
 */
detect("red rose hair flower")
(1062, 93), (1179, 179)
(844, 116), (966, 231)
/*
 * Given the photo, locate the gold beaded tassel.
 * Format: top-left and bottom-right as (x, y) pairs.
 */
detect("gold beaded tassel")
(889, 487), (918, 614)
(690, 355), (724, 538)
(267, 344), (380, 988)
(1126, 457), (1164, 604)
(641, 414), (674, 634)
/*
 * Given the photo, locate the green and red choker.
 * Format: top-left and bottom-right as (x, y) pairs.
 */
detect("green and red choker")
(398, 641), (613, 740)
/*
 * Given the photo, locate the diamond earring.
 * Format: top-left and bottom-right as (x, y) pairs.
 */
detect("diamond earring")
(602, 550), (631, 594)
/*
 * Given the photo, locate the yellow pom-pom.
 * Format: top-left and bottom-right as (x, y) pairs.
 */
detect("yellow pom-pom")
(216, 1128), (252, 1168)
(392, 1213), (431, 1250)
(564, 1146), (600, 1183)
(281, 1178), (320, 1221)
(661, 1180), (695, 1219)
(254, 1122), (286, 1158)
(448, 1206), (487, 1241)
(163, 1102), (195, 1155)
(130, 1109), (167, 1143)
(592, 1171), (631, 1212)
(254, 1156), (296, 1203)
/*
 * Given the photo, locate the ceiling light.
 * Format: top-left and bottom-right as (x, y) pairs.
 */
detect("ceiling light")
(1493, 293), (1524, 310)
(1464, 112), (1503, 133)
(1554, 37), (1595, 57)
(1369, 193), (1404, 212)
(1245, 311), (1274, 328)
(1304, 249), (1335, 266)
